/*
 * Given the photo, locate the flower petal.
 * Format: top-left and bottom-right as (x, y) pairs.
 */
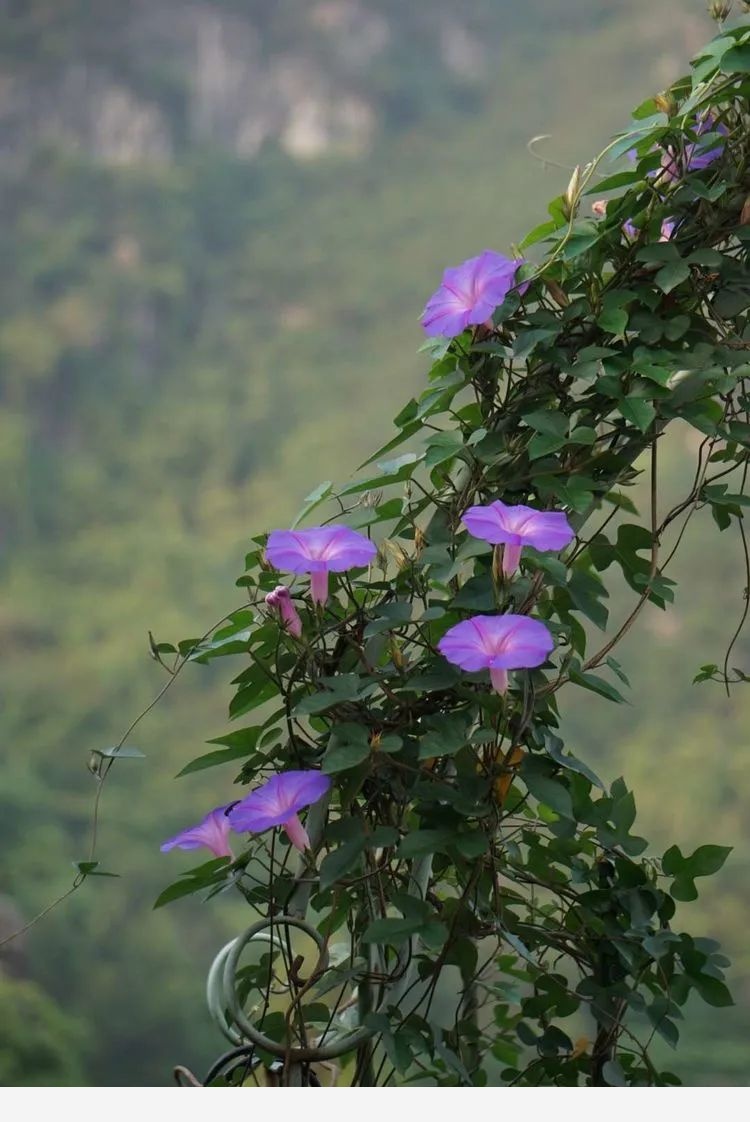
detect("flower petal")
(463, 502), (521, 546)
(317, 526), (378, 570)
(161, 805), (234, 859)
(437, 627), (493, 671)
(267, 526), (376, 574)
(464, 501), (574, 555)
(228, 770), (331, 834)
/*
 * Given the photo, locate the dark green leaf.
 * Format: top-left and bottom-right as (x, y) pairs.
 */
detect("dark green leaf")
(362, 916), (425, 946)
(153, 864), (230, 909)
(398, 830), (453, 858)
(319, 837), (366, 890)
(569, 666), (628, 704)
(176, 743), (255, 778)
(73, 861), (119, 878)
(597, 307), (628, 335)
(425, 431), (465, 469)
(295, 674), (366, 716)
(322, 723), (371, 773)
(229, 678), (278, 719)
(720, 44), (750, 74)
(521, 758), (573, 819)
(691, 975), (734, 1008)
(655, 260), (690, 294)
(620, 396), (655, 433)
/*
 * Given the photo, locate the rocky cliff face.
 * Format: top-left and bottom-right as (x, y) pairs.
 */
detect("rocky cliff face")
(0, 0), (490, 166)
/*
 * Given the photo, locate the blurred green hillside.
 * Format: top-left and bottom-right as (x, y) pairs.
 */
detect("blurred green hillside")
(1, 0), (748, 1086)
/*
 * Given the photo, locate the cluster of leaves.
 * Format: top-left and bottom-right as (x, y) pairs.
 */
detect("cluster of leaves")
(143, 21), (750, 1087)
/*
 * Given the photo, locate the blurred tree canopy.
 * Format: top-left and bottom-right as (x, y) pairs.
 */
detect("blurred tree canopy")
(0, 975), (86, 1086)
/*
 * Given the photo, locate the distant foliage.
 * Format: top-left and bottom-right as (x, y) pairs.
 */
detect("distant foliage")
(0, 976), (86, 1087)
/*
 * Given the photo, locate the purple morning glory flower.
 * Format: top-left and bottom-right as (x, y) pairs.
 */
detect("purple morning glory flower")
(228, 770), (331, 853)
(265, 584), (303, 638)
(462, 500), (574, 576)
(685, 112), (727, 172)
(593, 201), (676, 246)
(421, 250), (526, 338)
(628, 113), (727, 185)
(592, 199), (638, 241)
(161, 805), (234, 860)
(657, 114), (727, 182)
(266, 526), (377, 606)
(659, 218), (677, 242)
(438, 614), (554, 695)
(624, 217), (677, 243)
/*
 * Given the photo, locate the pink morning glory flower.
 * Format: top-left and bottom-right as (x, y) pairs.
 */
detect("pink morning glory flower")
(228, 770), (331, 853)
(438, 614), (554, 695)
(265, 584), (303, 638)
(421, 250), (527, 338)
(266, 526), (377, 607)
(161, 805), (234, 860)
(462, 500), (574, 576)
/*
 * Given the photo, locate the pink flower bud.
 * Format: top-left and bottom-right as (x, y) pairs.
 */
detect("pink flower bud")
(265, 584), (303, 639)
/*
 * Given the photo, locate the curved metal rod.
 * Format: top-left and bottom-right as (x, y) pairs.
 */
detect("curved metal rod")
(207, 929), (297, 1044)
(203, 1044), (260, 1086)
(221, 914), (374, 1062)
(207, 938), (243, 1044)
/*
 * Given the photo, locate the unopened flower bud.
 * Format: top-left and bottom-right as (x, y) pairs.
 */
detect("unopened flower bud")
(414, 527), (427, 558)
(389, 637), (405, 670)
(591, 199), (608, 218)
(265, 584), (303, 638)
(707, 0), (732, 20)
(382, 538), (410, 571)
(544, 278), (570, 308)
(659, 218), (677, 242)
(654, 90), (678, 118)
(493, 746), (525, 806)
(562, 165), (582, 220)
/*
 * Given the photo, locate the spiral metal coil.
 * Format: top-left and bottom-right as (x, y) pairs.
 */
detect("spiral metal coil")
(206, 913), (373, 1062)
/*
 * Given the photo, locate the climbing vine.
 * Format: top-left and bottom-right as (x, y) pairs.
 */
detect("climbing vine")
(62, 15), (750, 1087)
